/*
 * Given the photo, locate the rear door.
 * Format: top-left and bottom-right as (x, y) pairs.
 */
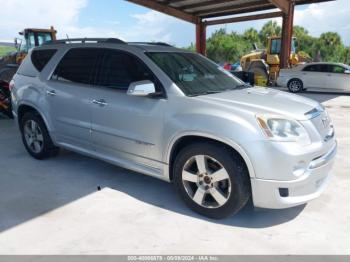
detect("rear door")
(90, 48), (166, 168)
(46, 48), (102, 149)
(301, 64), (329, 89)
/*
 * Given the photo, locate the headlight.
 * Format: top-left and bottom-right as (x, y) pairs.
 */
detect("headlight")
(256, 115), (311, 145)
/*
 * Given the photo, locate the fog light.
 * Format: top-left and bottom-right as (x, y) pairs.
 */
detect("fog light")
(279, 188), (289, 197)
(293, 161), (307, 177)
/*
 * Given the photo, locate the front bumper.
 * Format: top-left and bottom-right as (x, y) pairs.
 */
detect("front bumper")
(251, 142), (337, 209)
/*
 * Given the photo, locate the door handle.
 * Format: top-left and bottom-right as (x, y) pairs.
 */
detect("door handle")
(92, 99), (108, 107)
(46, 90), (56, 96)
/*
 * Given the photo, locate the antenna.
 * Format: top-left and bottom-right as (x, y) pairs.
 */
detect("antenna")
(66, 34), (71, 43)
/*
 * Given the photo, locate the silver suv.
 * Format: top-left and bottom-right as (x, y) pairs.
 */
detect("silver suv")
(11, 38), (337, 218)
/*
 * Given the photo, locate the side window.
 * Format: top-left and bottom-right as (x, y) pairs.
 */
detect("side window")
(303, 65), (322, 72)
(26, 33), (36, 50)
(330, 65), (346, 74)
(31, 49), (57, 72)
(96, 50), (156, 91)
(319, 64), (330, 73)
(270, 39), (281, 55)
(52, 48), (102, 85)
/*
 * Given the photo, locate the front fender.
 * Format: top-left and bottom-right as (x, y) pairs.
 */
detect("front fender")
(163, 110), (261, 178)
(166, 130), (256, 179)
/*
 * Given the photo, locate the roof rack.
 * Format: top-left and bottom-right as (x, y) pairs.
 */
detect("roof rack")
(129, 42), (173, 47)
(43, 38), (126, 45)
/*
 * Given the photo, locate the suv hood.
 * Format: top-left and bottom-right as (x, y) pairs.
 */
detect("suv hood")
(197, 88), (320, 120)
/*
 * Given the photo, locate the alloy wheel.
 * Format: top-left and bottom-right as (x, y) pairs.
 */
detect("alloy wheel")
(23, 120), (44, 153)
(182, 155), (231, 208)
(289, 80), (302, 92)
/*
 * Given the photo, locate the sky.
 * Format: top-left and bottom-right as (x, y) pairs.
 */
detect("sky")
(0, 0), (349, 47)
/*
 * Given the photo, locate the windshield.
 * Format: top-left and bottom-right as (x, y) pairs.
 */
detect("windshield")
(146, 52), (245, 96)
(23, 32), (53, 52)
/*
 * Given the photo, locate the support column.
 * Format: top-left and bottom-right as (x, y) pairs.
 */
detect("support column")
(196, 21), (206, 56)
(280, 1), (294, 68)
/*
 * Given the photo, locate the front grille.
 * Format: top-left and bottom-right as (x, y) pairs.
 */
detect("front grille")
(311, 111), (333, 141)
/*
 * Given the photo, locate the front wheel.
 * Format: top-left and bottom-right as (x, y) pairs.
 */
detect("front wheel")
(288, 79), (303, 93)
(173, 142), (251, 219)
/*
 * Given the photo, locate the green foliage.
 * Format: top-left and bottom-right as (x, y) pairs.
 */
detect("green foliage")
(259, 21), (281, 45)
(206, 29), (252, 63)
(0, 46), (16, 58)
(243, 28), (261, 47)
(187, 21), (350, 65)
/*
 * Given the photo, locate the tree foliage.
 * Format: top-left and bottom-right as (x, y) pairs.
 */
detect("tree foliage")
(187, 21), (350, 65)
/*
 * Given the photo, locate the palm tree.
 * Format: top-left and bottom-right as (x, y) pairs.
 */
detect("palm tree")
(243, 28), (260, 47)
(319, 32), (342, 47)
(259, 21), (281, 45)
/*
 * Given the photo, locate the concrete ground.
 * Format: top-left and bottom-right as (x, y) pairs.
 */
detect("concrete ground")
(0, 91), (349, 255)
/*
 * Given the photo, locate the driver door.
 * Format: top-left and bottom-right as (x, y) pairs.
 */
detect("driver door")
(301, 64), (329, 90)
(90, 48), (166, 168)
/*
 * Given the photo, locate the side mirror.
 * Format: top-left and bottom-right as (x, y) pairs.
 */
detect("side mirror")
(14, 38), (22, 51)
(127, 80), (156, 97)
(14, 38), (19, 49)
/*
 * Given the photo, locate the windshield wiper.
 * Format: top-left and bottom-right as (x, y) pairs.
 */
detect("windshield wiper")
(188, 90), (222, 97)
(235, 83), (252, 89)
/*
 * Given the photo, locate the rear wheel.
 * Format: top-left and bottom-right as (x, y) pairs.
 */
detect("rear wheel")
(20, 112), (59, 159)
(288, 79), (303, 93)
(173, 142), (251, 219)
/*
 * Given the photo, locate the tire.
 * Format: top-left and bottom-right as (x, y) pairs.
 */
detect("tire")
(0, 67), (18, 83)
(20, 112), (59, 159)
(249, 66), (269, 86)
(173, 142), (251, 219)
(288, 78), (303, 93)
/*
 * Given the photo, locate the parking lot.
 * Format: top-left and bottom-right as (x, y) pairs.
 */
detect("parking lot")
(0, 91), (349, 255)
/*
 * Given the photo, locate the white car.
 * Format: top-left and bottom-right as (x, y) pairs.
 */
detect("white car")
(277, 62), (350, 93)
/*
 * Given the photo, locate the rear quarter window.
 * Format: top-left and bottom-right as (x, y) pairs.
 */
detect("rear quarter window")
(17, 49), (57, 77)
(31, 49), (57, 72)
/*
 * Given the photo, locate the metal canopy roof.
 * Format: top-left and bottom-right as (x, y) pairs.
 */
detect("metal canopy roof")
(126, 0), (333, 24)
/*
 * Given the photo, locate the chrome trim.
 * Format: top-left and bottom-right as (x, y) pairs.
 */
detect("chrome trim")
(91, 127), (155, 146)
(305, 106), (324, 119)
(309, 142), (337, 169)
(324, 127), (335, 142)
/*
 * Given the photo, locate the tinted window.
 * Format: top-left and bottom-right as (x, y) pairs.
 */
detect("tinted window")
(303, 64), (327, 72)
(31, 49), (57, 72)
(329, 65), (346, 74)
(52, 48), (102, 85)
(96, 50), (155, 91)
